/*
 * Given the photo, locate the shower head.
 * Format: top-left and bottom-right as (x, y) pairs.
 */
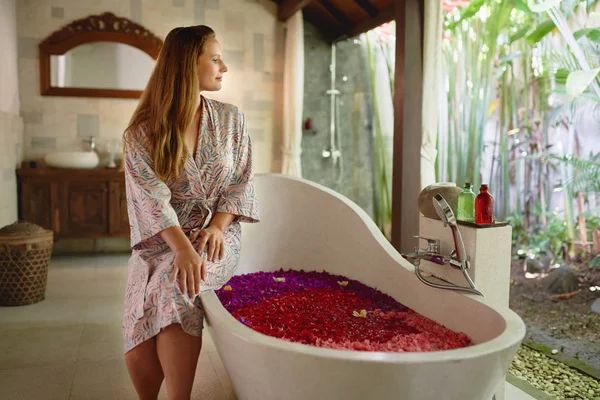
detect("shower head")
(433, 194), (457, 226)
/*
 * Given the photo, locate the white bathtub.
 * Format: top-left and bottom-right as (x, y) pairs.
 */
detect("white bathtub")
(200, 173), (526, 400)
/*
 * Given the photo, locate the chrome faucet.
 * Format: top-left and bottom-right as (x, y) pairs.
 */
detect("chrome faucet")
(401, 194), (484, 297)
(402, 237), (447, 266)
(84, 136), (96, 152)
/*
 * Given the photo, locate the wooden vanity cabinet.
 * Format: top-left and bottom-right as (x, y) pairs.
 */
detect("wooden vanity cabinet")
(16, 168), (130, 239)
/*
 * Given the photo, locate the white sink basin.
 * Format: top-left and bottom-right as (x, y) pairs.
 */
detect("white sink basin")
(44, 151), (100, 169)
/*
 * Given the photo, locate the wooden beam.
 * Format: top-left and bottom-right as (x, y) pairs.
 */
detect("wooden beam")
(317, 0), (352, 27)
(353, 0), (379, 17)
(333, 3), (395, 41)
(391, 0), (424, 254)
(301, 4), (343, 41)
(278, 0), (314, 21)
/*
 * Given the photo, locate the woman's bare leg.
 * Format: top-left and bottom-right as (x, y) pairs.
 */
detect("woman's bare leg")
(156, 323), (203, 400)
(125, 337), (164, 400)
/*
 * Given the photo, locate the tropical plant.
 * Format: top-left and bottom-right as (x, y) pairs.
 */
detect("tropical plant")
(438, 0), (600, 263)
(529, 0), (600, 256)
(551, 153), (600, 193)
(361, 23), (396, 239)
(514, 208), (570, 262)
(438, 0), (520, 193)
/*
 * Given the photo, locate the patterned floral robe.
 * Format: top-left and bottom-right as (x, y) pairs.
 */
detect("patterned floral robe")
(122, 96), (259, 353)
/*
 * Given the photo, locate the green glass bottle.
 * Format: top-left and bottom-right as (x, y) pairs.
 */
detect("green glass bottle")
(457, 182), (476, 222)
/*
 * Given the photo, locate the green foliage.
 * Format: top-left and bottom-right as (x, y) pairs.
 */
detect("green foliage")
(507, 213), (526, 245)
(573, 28), (600, 44)
(444, 0), (485, 30)
(362, 28), (395, 240)
(550, 154), (600, 193)
(584, 210), (600, 241)
(526, 20), (556, 44)
(439, 0), (524, 191)
(511, 209), (570, 262)
(545, 42), (600, 123)
(591, 254), (600, 268)
(440, 0), (600, 263)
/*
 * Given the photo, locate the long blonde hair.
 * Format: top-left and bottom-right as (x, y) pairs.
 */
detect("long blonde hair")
(124, 25), (215, 182)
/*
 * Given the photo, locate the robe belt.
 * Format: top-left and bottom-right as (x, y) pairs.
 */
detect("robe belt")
(171, 197), (219, 205)
(171, 197), (220, 232)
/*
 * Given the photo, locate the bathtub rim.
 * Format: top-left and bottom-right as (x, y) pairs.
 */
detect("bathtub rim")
(201, 173), (526, 364)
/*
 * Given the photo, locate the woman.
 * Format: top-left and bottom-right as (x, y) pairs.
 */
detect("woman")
(121, 25), (259, 400)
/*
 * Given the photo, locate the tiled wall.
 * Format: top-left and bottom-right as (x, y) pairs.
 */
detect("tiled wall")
(16, 0), (285, 173)
(301, 22), (374, 216)
(0, 0), (24, 229)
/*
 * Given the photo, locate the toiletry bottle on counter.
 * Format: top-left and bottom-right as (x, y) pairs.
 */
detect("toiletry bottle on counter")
(457, 182), (476, 222)
(475, 184), (494, 224)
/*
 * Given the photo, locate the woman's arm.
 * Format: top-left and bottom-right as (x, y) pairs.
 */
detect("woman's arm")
(190, 212), (236, 262)
(160, 226), (196, 253)
(209, 212), (236, 232)
(160, 226), (206, 297)
(215, 110), (259, 224)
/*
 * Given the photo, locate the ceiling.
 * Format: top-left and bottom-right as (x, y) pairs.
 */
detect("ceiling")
(273, 0), (395, 42)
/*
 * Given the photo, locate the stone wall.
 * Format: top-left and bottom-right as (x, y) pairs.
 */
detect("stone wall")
(301, 22), (374, 216)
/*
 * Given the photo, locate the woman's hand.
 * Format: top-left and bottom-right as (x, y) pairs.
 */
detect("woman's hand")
(172, 247), (206, 298)
(190, 226), (225, 262)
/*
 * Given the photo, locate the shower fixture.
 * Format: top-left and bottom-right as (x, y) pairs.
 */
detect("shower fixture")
(322, 42), (344, 185)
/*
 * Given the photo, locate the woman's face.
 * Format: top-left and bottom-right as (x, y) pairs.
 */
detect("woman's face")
(197, 38), (227, 92)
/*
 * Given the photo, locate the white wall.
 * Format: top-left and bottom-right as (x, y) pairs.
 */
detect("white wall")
(0, 0), (19, 115)
(0, 0), (24, 228)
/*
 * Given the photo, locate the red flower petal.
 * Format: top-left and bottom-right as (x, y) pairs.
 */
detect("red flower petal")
(219, 270), (473, 353)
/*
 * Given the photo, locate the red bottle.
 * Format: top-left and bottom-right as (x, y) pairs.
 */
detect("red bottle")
(475, 184), (494, 224)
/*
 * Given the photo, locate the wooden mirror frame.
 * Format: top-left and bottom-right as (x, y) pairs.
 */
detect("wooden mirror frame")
(39, 12), (163, 99)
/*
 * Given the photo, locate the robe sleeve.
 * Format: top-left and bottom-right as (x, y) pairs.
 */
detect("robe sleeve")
(216, 111), (260, 224)
(123, 129), (180, 249)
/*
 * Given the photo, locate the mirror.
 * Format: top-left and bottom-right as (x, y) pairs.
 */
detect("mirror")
(50, 42), (155, 91)
(39, 12), (163, 99)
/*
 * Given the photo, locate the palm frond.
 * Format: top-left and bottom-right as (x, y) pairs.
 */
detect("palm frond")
(550, 154), (600, 193)
(542, 40), (600, 122)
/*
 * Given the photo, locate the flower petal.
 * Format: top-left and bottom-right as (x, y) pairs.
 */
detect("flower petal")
(215, 269), (473, 352)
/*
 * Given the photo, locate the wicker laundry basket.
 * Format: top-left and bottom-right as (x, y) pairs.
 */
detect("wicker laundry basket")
(0, 221), (53, 306)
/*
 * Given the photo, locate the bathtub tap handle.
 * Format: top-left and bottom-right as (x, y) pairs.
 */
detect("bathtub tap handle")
(402, 195), (484, 297)
(413, 236), (440, 254)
